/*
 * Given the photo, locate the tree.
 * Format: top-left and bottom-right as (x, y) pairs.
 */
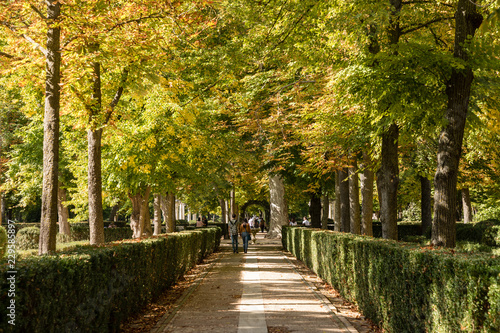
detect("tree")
(432, 0), (483, 247)
(269, 174), (288, 238)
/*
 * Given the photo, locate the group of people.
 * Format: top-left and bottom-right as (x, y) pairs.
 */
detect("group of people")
(289, 216), (310, 227)
(228, 214), (265, 253)
(196, 217), (208, 228)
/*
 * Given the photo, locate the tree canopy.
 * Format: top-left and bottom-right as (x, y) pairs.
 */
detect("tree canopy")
(1, 0), (499, 247)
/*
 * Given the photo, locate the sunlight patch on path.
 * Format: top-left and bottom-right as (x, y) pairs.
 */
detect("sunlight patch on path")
(238, 253), (267, 333)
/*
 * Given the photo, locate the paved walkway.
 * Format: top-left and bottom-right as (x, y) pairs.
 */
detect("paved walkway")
(150, 233), (361, 333)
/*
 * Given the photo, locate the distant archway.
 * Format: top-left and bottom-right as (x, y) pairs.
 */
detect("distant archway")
(240, 200), (270, 223)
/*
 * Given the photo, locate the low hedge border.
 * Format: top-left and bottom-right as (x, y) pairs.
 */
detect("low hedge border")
(282, 227), (500, 333)
(0, 227), (221, 332)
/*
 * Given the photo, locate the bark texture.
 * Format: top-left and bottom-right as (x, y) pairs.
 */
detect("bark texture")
(321, 195), (329, 230)
(57, 182), (70, 236)
(128, 187), (151, 238)
(268, 174), (288, 238)
(349, 161), (361, 234)
(88, 128), (105, 245)
(153, 194), (162, 235)
(165, 192), (176, 233)
(360, 152), (374, 236)
(230, 189), (236, 218)
(141, 189), (153, 237)
(462, 188), (473, 223)
(420, 176), (432, 235)
(339, 168), (350, 233)
(39, 1), (61, 255)
(109, 204), (119, 222)
(376, 123), (399, 240)
(334, 172), (341, 231)
(432, 0), (482, 247)
(309, 191), (322, 228)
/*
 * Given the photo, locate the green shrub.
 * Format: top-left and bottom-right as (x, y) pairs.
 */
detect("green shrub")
(16, 227), (40, 250)
(474, 206), (500, 222)
(0, 226), (7, 258)
(456, 241), (493, 253)
(0, 227), (221, 333)
(482, 225), (500, 247)
(13, 222), (40, 235)
(372, 222), (422, 239)
(69, 224), (132, 242)
(56, 233), (72, 244)
(282, 227), (500, 333)
(104, 227), (133, 242)
(69, 223), (90, 241)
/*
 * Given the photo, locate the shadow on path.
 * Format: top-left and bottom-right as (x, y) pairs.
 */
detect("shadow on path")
(144, 233), (378, 333)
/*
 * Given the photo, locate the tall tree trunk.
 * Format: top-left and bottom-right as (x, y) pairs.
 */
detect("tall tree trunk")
(334, 172), (341, 231)
(268, 174), (288, 238)
(140, 187), (152, 237)
(376, 123), (399, 240)
(371, 1), (402, 241)
(309, 190), (322, 228)
(87, 41), (105, 245)
(432, 0), (482, 247)
(109, 204), (119, 222)
(128, 187), (151, 238)
(420, 175), (432, 235)
(165, 192), (176, 233)
(462, 188), (473, 223)
(88, 128), (104, 245)
(129, 193), (141, 238)
(349, 160), (361, 234)
(230, 188), (236, 219)
(339, 168), (350, 233)
(360, 152), (374, 236)
(321, 195), (329, 230)
(219, 198), (227, 224)
(220, 198), (230, 239)
(153, 194), (162, 235)
(57, 181), (70, 236)
(39, 1), (61, 255)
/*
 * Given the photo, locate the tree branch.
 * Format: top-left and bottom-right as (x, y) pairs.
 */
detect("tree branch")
(106, 13), (166, 33)
(22, 34), (48, 57)
(265, 0), (289, 41)
(1, 21), (49, 56)
(105, 68), (129, 124)
(401, 16), (454, 35)
(271, 3), (317, 51)
(30, 4), (47, 20)
(0, 51), (16, 59)
(181, 79), (221, 107)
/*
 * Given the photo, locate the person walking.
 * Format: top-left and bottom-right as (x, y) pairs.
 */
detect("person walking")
(259, 216), (265, 232)
(228, 214), (239, 253)
(240, 218), (251, 253)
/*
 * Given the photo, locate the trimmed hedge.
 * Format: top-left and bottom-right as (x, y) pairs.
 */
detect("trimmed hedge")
(0, 226), (6, 258)
(282, 227), (500, 333)
(483, 226), (500, 247)
(370, 220), (500, 246)
(0, 227), (221, 332)
(15, 227), (40, 250)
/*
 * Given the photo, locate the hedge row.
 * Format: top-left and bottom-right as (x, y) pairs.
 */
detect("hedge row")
(69, 224), (133, 243)
(0, 227), (221, 333)
(282, 227), (500, 333)
(370, 220), (500, 246)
